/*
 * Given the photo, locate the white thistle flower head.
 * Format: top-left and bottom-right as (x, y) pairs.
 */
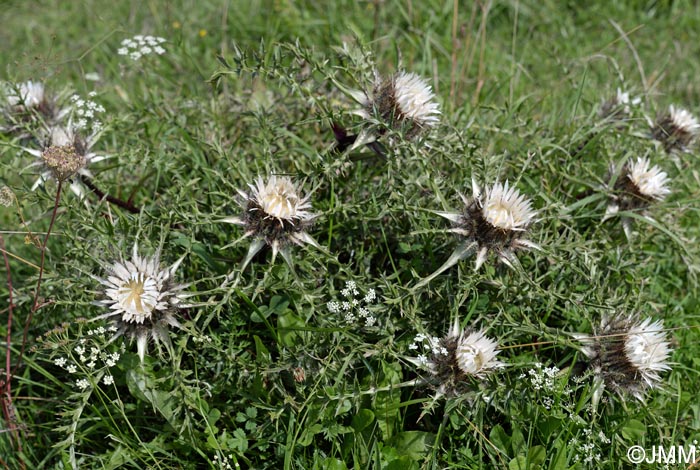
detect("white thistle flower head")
(6, 81), (46, 109)
(220, 175), (320, 270)
(599, 88), (641, 120)
(604, 158), (670, 238)
(23, 124), (108, 197)
(2, 81), (70, 134)
(482, 181), (536, 232)
(421, 319), (504, 396)
(423, 180), (538, 281)
(363, 71), (440, 138)
(626, 158), (670, 200)
(652, 105), (700, 152)
(95, 243), (188, 362)
(575, 315), (672, 402)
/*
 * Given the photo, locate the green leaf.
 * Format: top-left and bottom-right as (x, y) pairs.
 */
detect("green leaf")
(320, 458), (348, 470)
(387, 431), (436, 460)
(253, 335), (271, 365)
(373, 361), (402, 439)
(351, 409), (375, 433)
(621, 419), (647, 440)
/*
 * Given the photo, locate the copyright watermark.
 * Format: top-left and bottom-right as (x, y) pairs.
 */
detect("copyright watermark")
(626, 443), (698, 465)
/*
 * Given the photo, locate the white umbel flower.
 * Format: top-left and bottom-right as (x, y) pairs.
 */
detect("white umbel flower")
(576, 315), (672, 405)
(604, 158), (670, 239)
(652, 105), (700, 152)
(416, 180), (538, 287)
(95, 243), (188, 362)
(23, 125), (108, 197)
(355, 71), (440, 139)
(221, 175), (319, 270)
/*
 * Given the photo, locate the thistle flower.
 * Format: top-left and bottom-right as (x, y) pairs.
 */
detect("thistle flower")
(410, 319), (503, 396)
(599, 88), (641, 121)
(2, 81), (69, 133)
(604, 158), (670, 238)
(416, 180), (538, 287)
(94, 243), (188, 362)
(354, 71), (440, 140)
(576, 315), (672, 406)
(220, 175), (319, 270)
(23, 125), (108, 197)
(651, 105), (700, 152)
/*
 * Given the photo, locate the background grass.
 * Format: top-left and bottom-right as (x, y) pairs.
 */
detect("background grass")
(1, 0), (700, 468)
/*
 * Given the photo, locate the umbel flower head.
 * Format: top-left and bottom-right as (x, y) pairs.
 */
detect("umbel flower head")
(576, 315), (672, 407)
(24, 125), (107, 197)
(354, 71), (440, 140)
(410, 319), (503, 397)
(416, 180), (538, 288)
(651, 105), (700, 152)
(221, 175), (320, 270)
(604, 157), (670, 239)
(95, 243), (188, 362)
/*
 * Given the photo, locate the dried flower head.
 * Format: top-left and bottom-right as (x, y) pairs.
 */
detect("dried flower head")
(410, 319), (503, 396)
(355, 71), (440, 139)
(652, 105), (700, 152)
(221, 175), (319, 270)
(599, 88), (641, 121)
(24, 125), (107, 197)
(94, 243), (188, 362)
(417, 180), (538, 287)
(604, 158), (670, 238)
(40, 144), (86, 182)
(576, 315), (672, 405)
(0, 186), (15, 207)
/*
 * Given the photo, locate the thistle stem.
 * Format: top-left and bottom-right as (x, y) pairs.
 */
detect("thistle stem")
(80, 175), (140, 214)
(15, 181), (63, 375)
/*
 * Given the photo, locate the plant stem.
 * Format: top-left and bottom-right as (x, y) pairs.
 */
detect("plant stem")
(80, 175), (140, 214)
(14, 181), (63, 375)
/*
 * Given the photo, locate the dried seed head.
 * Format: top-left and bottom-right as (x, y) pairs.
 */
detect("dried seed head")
(0, 186), (14, 207)
(41, 144), (86, 182)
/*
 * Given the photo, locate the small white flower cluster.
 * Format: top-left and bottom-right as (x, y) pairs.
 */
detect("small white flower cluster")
(212, 453), (237, 470)
(521, 362), (559, 391)
(409, 333), (448, 367)
(118, 35), (166, 61)
(518, 362), (570, 410)
(70, 92), (105, 132)
(327, 281), (378, 327)
(51, 325), (122, 390)
(569, 427), (610, 465)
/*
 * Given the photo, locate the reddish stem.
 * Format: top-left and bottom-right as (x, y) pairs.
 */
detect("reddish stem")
(1, 235), (23, 456)
(14, 181), (63, 375)
(79, 175), (140, 214)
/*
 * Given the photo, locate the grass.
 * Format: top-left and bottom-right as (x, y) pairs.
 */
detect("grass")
(1, 0), (700, 468)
